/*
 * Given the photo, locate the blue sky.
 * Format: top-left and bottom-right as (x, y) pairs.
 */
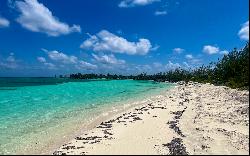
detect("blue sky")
(0, 0), (249, 77)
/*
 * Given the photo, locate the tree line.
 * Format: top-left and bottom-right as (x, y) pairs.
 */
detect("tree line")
(70, 43), (249, 89)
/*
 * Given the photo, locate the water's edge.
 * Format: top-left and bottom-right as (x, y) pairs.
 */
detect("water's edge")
(0, 79), (175, 154)
(44, 84), (175, 155)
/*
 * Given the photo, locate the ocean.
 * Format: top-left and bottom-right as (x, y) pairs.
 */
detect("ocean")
(0, 78), (174, 154)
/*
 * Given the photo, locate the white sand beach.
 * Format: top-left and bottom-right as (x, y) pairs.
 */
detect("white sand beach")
(53, 82), (249, 155)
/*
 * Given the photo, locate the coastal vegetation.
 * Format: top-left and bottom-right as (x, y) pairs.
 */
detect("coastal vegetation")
(70, 43), (249, 89)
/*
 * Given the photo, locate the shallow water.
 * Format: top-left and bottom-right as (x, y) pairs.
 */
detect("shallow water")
(0, 78), (174, 154)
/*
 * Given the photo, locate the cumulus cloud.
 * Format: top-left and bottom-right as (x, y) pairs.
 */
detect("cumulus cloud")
(41, 49), (97, 70)
(118, 0), (160, 8)
(37, 56), (46, 63)
(15, 0), (81, 36)
(134, 64), (152, 73)
(185, 54), (202, 65)
(238, 21), (249, 41)
(173, 48), (185, 54)
(153, 62), (163, 68)
(6, 53), (16, 62)
(165, 61), (180, 70)
(151, 61), (194, 72)
(37, 55), (56, 69)
(185, 54), (193, 59)
(183, 61), (191, 69)
(76, 61), (97, 70)
(219, 50), (229, 55)
(92, 54), (126, 65)
(0, 53), (18, 69)
(203, 45), (229, 55)
(80, 30), (153, 55)
(155, 10), (167, 16)
(149, 61), (184, 73)
(47, 50), (78, 64)
(203, 45), (219, 55)
(44, 62), (56, 70)
(0, 17), (10, 28)
(113, 60), (192, 75)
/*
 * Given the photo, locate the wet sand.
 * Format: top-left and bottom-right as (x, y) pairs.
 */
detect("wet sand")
(53, 82), (249, 155)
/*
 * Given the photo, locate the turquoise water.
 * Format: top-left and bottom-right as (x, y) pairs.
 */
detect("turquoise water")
(0, 78), (174, 154)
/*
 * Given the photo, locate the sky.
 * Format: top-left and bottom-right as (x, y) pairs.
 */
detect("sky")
(0, 0), (249, 77)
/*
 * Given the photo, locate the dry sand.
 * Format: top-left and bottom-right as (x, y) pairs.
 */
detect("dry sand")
(53, 82), (249, 155)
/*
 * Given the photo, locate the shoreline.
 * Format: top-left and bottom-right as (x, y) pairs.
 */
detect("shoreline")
(0, 80), (173, 155)
(41, 84), (174, 155)
(53, 82), (249, 155)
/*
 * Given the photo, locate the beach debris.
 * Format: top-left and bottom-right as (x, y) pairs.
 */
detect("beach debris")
(75, 136), (102, 140)
(96, 122), (112, 128)
(53, 151), (65, 155)
(167, 121), (185, 137)
(62, 146), (76, 150)
(151, 106), (167, 110)
(163, 138), (188, 155)
(172, 110), (185, 120)
(133, 116), (142, 121)
(80, 151), (88, 155)
(103, 129), (113, 135)
(117, 120), (126, 123)
(216, 128), (249, 151)
(201, 145), (209, 150)
(167, 110), (186, 137)
(135, 106), (149, 111)
(53, 83), (249, 155)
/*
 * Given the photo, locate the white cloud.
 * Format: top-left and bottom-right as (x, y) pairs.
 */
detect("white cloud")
(0, 53), (18, 69)
(238, 21), (249, 41)
(173, 48), (184, 54)
(15, 0), (81, 36)
(119, 0), (160, 8)
(183, 61), (191, 69)
(190, 58), (201, 64)
(150, 61), (194, 73)
(44, 62), (56, 70)
(203, 45), (229, 55)
(92, 54), (126, 65)
(81, 30), (153, 55)
(185, 54), (202, 65)
(117, 60), (192, 74)
(47, 50), (78, 64)
(42, 49), (97, 70)
(0, 62), (17, 69)
(37, 55), (56, 69)
(165, 61), (180, 70)
(151, 45), (160, 51)
(37, 56), (46, 63)
(185, 54), (193, 59)
(155, 10), (167, 16)
(76, 61), (97, 70)
(203, 45), (219, 55)
(7, 0), (15, 9)
(134, 64), (152, 73)
(219, 50), (229, 55)
(6, 53), (15, 62)
(0, 17), (10, 28)
(153, 62), (163, 68)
